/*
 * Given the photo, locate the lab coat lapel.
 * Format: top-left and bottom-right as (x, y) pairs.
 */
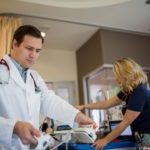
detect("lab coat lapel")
(4, 55), (26, 90)
(26, 70), (33, 87)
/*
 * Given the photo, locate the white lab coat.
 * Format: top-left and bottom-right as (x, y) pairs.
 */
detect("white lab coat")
(0, 55), (79, 150)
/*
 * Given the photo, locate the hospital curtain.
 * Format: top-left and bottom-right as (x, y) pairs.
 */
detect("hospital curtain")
(0, 16), (22, 60)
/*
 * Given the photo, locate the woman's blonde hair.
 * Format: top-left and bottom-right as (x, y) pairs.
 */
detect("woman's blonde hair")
(113, 57), (148, 93)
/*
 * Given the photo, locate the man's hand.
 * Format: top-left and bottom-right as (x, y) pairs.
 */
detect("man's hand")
(75, 112), (97, 126)
(13, 121), (41, 145)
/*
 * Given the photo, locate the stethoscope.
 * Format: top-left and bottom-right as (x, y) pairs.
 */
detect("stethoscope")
(0, 59), (41, 93)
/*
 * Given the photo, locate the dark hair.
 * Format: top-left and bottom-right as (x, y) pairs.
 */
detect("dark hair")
(12, 25), (44, 46)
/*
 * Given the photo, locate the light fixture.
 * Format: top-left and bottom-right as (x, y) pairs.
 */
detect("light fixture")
(39, 26), (50, 38)
(41, 32), (46, 38)
(145, 0), (150, 4)
(18, 0), (132, 8)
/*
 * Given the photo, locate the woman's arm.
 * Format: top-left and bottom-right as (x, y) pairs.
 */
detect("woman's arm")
(92, 109), (141, 150)
(105, 109), (140, 141)
(75, 95), (122, 111)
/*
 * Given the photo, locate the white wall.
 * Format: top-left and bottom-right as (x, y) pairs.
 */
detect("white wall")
(32, 49), (79, 101)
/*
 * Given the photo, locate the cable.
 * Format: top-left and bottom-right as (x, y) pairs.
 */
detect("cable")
(52, 136), (61, 142)
(50, 131), (71, 150)
(65, 143), (68, 150)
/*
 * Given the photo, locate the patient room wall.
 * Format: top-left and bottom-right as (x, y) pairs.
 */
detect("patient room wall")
(32, 49), (79, 103)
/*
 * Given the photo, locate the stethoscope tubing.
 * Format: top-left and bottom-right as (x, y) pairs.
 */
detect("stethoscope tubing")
(0, 59), (41, 92)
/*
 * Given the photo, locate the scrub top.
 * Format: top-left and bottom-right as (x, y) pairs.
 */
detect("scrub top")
(117, 84), (150, 133)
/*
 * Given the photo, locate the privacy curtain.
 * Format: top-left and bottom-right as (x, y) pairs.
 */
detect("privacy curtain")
(0, 16), (22, 60)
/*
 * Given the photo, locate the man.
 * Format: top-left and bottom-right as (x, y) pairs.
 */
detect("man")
(0, 25), (95, 150)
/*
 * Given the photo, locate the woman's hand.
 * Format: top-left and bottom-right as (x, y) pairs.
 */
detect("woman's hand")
(74, 105), (85, 111)
(91, 138), (108, 150)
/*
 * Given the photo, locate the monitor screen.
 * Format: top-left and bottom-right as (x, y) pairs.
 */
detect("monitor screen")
(109, 120), (133, 139)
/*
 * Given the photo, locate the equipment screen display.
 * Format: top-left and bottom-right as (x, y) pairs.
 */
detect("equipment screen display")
(110, 122), (132, 136)
(109, 120), (133, 139)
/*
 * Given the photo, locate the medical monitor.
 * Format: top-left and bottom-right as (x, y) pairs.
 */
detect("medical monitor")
(109, 120), (133, 140)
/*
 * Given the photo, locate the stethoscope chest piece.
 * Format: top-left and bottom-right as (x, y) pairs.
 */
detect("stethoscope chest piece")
(35, 86), (41, 93)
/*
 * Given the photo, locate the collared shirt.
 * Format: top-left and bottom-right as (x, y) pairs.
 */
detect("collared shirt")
(9, 56), (28, 82)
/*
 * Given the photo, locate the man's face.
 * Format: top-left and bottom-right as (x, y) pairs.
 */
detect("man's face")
(12, 35), (42, 71)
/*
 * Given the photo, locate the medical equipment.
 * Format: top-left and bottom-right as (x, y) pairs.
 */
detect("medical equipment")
(0, 59), (41, 92)
(30, 132), (72, 150)
(73, 127), (97, 143)
(0, 59), (9, 70)
(0, 59), (10, 84)
(30, 73), (41, 92)
(54, 126), (97, 144)
(30, 124), (97, 150)
(109, 120), (133, 140)
(30, 134), (55, 150)
(79, 124), (97, 130)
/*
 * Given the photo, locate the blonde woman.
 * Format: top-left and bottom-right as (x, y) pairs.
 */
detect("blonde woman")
(75, 58), (150, 149)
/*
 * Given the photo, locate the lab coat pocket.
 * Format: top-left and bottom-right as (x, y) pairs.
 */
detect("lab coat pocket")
(29, 91), (41, 115)
(34, 92), (41, 107)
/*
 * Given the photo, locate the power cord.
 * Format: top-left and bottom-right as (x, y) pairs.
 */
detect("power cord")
(50, 131), (71, 150)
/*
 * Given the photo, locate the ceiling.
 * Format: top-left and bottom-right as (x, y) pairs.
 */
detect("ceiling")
(0, 0), (150, 51)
